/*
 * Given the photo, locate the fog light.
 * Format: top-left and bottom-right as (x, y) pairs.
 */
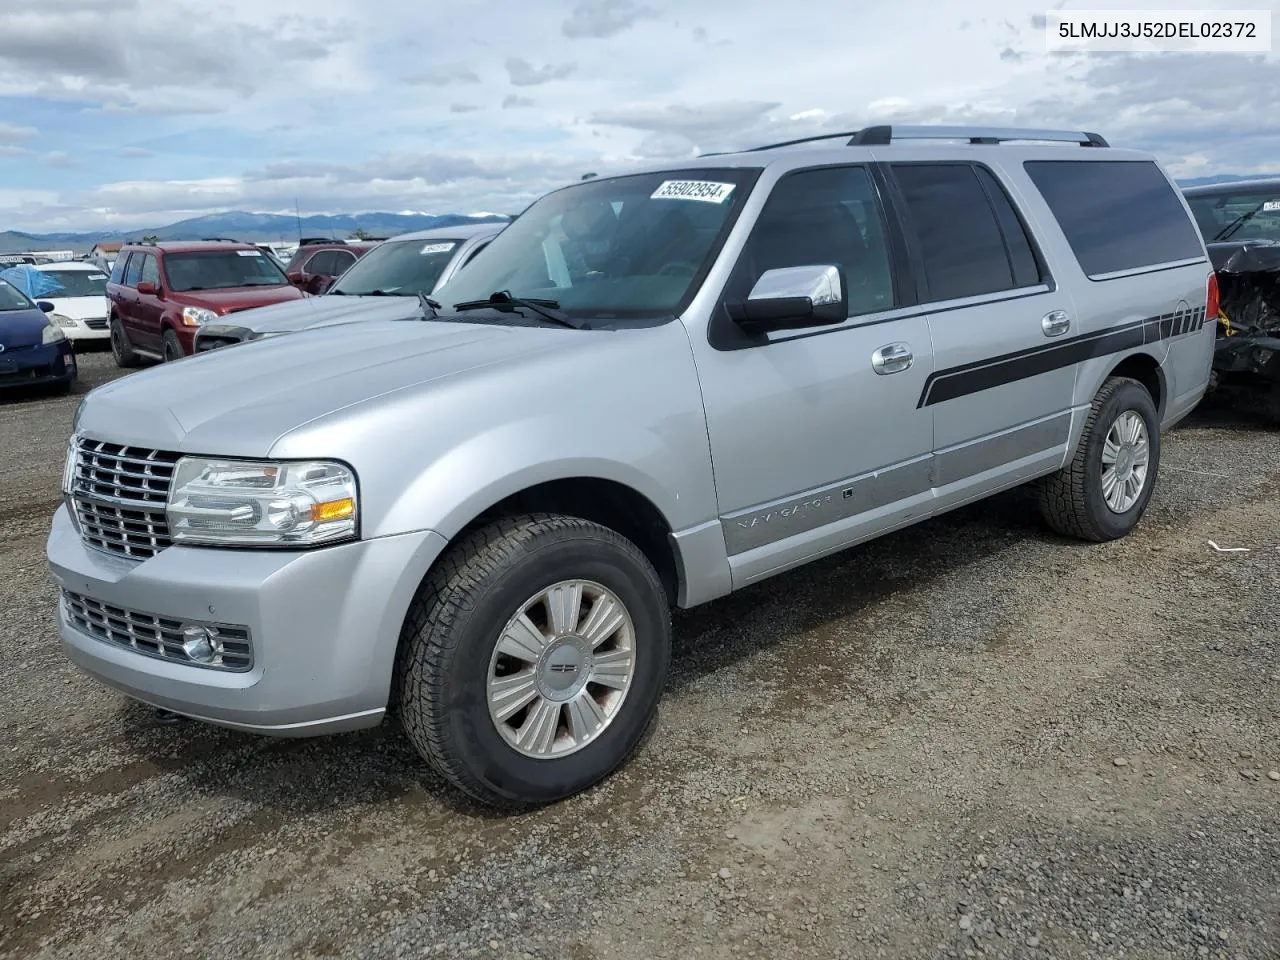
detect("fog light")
(181, 625), (222, 664)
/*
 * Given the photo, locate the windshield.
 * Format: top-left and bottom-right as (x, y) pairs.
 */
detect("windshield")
(329, 239), (463, 296)
(38, 269), (109, 297)
(434, 168), (759, 321)
(1186, 190), (1280, 243)
(163, 250), (290, 292)
(0, 278), (35, 312)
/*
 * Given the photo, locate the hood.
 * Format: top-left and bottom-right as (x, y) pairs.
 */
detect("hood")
(77, 318), (576, 455)
(43, 296), (109, 320)
(1206, 239), (1280, 275)
(0, 307), (53, 349)
(172, 284), (305, 315)
(212, 293), (422, 334)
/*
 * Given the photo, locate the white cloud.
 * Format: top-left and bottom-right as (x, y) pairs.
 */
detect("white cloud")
(505, 56), (576, 86)
(0, 122), (36, 144)
(561, 0), (657, 39)
(0, 0), (1277, 233)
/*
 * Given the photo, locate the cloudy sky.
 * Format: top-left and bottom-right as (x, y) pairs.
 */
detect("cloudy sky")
(0, 0), (1276, 233)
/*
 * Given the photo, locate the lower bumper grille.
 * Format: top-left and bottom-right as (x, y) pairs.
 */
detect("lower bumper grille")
(61, 589), (253, 672)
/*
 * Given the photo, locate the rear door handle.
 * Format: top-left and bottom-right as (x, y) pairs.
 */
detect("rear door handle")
(1042, 310), (1070, 337)
(872, 342), (913, 375)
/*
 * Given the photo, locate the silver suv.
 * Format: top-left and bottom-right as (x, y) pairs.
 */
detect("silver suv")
(48, 125), (1215, 809)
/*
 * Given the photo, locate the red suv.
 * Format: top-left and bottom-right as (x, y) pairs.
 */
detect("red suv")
(106, 240), (306, 366)
(283, 238), (381, 295)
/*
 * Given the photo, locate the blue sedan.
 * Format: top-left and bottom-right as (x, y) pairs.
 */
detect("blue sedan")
(0, 277), (77, 394)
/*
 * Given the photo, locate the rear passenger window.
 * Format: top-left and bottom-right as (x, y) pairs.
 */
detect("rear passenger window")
(892, 163), (1030, 302)
(739, 165), (896, 317)
(1023, 160), (1205, 278)
(109, 256), (128, 284)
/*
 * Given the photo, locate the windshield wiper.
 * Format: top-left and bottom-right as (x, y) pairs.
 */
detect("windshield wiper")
(451, 290), (585, 330)
(419, 292), (442, 319)
(1213, 201), (1267, 241)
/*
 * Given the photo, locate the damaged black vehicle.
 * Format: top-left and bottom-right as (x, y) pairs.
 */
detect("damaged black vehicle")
(1184, 178), (1280, 418)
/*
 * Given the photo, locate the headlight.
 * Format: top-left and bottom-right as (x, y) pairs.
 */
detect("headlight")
(49, 313), (77, 329)
(61, 435), (77, 495)
(166, 457), (358, 547)
(181, 306), (218, 327)
(42, 324), (66, 344)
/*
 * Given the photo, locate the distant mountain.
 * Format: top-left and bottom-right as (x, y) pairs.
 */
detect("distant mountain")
(0, 210), (514, 254)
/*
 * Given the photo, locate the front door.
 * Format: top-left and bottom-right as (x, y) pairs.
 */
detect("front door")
(688, 163), (936, 587)
(134, 253), (166, 352)
(884, 159), (1078, 509)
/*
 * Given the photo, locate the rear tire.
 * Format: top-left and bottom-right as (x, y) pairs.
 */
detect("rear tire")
(1038, 376), (1161, 542)
(109, 317), (142, 368)
(162, 329), (184, 362)
(395, 513), (671, 810)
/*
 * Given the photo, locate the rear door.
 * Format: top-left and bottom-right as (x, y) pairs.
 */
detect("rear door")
(882, 159), (1078, 508)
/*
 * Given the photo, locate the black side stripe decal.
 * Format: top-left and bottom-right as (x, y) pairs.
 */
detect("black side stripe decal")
(918, 307), (1205, 408)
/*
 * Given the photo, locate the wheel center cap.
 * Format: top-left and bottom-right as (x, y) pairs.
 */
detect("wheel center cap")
(1116, 445), (1135, 479)
(538, 638), (591, 700)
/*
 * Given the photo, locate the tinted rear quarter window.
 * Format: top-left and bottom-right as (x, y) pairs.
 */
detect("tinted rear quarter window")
(1023, 160), (1204, 278)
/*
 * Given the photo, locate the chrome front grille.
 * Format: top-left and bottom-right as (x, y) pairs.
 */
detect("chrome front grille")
(61, 590), (253, 671)
(70, 437), (181, 560)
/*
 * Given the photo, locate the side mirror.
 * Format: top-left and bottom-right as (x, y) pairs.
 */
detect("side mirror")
(37, 301), (55, 313)
(137, 281), (157, 296)
(726, 265), (848, 333)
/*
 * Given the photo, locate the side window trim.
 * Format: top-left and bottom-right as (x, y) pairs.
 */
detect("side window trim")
(708, 161), (909, 351)
(883, 159), (1053, 307)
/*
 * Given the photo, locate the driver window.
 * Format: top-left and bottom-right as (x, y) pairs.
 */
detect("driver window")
(739, 166), (896, 318)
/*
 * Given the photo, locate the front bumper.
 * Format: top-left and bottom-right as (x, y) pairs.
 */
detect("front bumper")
(46, 504), (448, 736)
(0, 340), (76, 388)
(64, 322), (111, 343)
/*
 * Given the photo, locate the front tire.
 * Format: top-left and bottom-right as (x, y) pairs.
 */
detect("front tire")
(109, 316), (142, 368)
(162, 329), (184, 362)
(1038, 376), (1161, 541)
(395, 514), (671, 810)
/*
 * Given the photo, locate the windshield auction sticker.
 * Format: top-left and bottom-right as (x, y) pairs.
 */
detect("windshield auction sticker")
(420, 242), (456, 254)
(1263, 201), (1280, 211)
(651, 180), (736, 203)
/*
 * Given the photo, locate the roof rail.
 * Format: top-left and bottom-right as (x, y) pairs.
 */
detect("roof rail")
(299, 236), (340, 246)
(716, 125), (1109, 157)
(849, 125), (1108, 147)
(200, 236), (240, 242)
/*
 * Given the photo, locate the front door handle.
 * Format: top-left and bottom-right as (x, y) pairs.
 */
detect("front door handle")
(1042, 310), (1070, 337)
(872, 342), (913, 375)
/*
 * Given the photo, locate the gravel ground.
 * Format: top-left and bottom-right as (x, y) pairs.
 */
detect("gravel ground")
(2, 350), (1279, 960)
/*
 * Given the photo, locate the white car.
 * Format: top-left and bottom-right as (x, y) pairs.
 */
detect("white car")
(32, 261), (112, 343)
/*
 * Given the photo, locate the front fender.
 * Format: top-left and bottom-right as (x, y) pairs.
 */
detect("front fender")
(369, 413), (712, 541)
